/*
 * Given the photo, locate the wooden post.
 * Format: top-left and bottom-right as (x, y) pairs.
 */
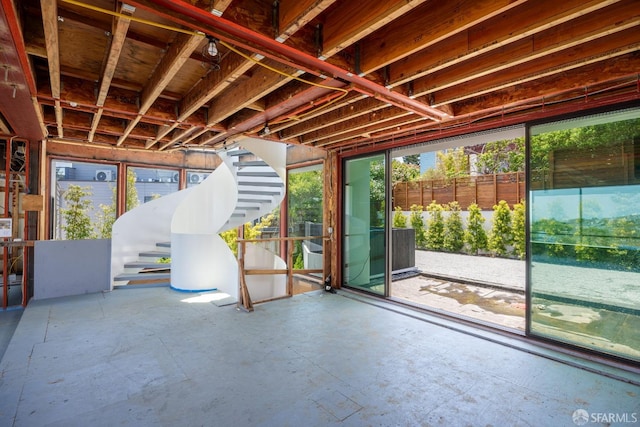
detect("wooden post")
(237, 240), (254, 312)
(286, 240), (293, 296)
(419, 180), (424, 207)
(452, 177), (457, 203)
(493, 174), (498, 206)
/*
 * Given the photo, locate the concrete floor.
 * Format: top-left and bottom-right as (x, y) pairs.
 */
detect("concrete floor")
(1, 287), (639, 427)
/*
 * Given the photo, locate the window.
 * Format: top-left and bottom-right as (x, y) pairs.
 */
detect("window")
(529, 106), (640, 362)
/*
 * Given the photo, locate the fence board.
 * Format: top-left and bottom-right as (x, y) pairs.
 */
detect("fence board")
(393, 172), (524, 210)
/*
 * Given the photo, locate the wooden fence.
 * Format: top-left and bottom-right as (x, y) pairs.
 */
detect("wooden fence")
(392, 172), (525, 211)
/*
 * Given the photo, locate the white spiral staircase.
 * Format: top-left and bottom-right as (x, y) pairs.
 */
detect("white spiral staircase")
(110, 137), (287, 303)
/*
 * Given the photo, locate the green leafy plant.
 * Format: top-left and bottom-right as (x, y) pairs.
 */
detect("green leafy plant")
(393, 206), (407, 228)
(443, 201), (464, 253)
(409, 204), (426, 248)
(488, 200), (513, 257)
(61, 184), (96, 240)
(511, 200), (526, 259)
(425, 201), (445, 251)
(464, 203), (488, 255)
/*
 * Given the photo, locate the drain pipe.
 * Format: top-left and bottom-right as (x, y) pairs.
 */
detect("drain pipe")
(136, 0), (449, 122)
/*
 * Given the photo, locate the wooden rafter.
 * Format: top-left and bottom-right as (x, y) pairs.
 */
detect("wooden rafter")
(426, 27), (640, 107)
(358, 0), (527, 75)
(387, 0), (626, 88)
(120, 32), (202, 146)
(320, 0), (428, 59)
(278, 0), (337, 42)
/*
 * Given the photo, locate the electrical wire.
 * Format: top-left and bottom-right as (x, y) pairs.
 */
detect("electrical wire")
(62, 0), (350, 125)
(61, 0), (203, 36)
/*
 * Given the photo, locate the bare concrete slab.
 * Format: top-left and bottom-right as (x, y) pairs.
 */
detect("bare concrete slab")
(1, 288), (638, 426)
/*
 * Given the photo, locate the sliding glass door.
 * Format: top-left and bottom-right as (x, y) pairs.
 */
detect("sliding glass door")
(529, 106), (640, 362)
(343, 154), (387, 295)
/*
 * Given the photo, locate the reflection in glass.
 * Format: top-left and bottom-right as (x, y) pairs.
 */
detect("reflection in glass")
(529, 107), (640, 362)
(127, 167), (179, 211)
(343, 154), (386, 294)
(288, 165), (323, 277)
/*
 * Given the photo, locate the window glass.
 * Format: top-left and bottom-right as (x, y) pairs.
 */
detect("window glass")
(529, 107), (640, 361)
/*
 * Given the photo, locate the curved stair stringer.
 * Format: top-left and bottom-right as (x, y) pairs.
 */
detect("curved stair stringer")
(110, 187), (194, 289)
(232, 138), (289, 303)
(170, 152), (239, 294)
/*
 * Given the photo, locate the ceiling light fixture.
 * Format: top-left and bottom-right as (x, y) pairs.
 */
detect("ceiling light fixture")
(206, 36), (218, 57)
(201, 36), (220, 70)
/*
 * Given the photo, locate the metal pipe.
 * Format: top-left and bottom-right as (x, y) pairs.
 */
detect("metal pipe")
(139, 0), (449, 121)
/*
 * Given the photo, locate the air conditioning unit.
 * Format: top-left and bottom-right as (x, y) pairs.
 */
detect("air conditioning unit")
(189, 173), (207, 184)
(172, 173), (179, 183)
(95, 170), (113, 181)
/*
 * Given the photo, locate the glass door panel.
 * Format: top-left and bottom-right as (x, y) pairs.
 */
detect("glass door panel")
(343, 154), (386, 295)
(529, 107), (640, 362)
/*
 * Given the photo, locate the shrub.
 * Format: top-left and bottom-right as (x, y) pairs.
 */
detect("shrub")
(393, 206), (407, 228)
(425, 201), (445, 251)
(443, 201), (464, 252)
(488, 200), (513, 257)
(511, 200), (526, 259)
(409, 205), (426, 248)
(464, 203), (487, 255)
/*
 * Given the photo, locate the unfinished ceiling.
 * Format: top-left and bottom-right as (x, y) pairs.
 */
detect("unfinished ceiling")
(1, 0), (639, 152)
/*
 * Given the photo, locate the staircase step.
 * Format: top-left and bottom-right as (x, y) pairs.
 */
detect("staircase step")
(237, 171), (279, 177)
(114, 272), (171, 281)
(238, 181), (284, 187)
(234, 161), (268, 167)
(239, 190), (281, 196)
(227, 149), (252, 157)
(125, 261), (171, 269)
(156, 242), (171, 248)
(238, 198), (270, 203)
(139, 250), (171, 258)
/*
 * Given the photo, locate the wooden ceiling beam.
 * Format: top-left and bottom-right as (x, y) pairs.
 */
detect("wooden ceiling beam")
(279, 96), (387, 139)
(358, 0), (526, 75)
(301, 106), (412, 144)
(425, 28), (640, 107)
(40, 0), (60, 99)
(206, 60), (299, 127)
(140, 33), (203, 114)
(387, 0), (625, 88)
(41, 0), (62, 137)
(452, 53), (640, 116)
(96, 4), (134, 107)
(268, 91), (366, 135)
(278, 0), (337, 42)
(118, 32), (202, 146)
(159, 126), (199, 150)
(320, 0), (428, 59)
(317, 115), (430, 148)
(411, 3), (640, 100)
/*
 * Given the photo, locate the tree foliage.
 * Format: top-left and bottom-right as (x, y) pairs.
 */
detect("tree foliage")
(393, 206), (407, 228)
(288, 169), (323, 228)
(125, 169), (140, 212)
(409, 205), (426, 248)
(425, 201), (445, 250)
(464, 203), (488, 255)
(475, 138), (524, 174)
(512, 200), (526, 259)
(61, 184), (96, 240)
(443, 202), (464, 253)
(421, 147), (469, 181)
(488, 200), (513, 256)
